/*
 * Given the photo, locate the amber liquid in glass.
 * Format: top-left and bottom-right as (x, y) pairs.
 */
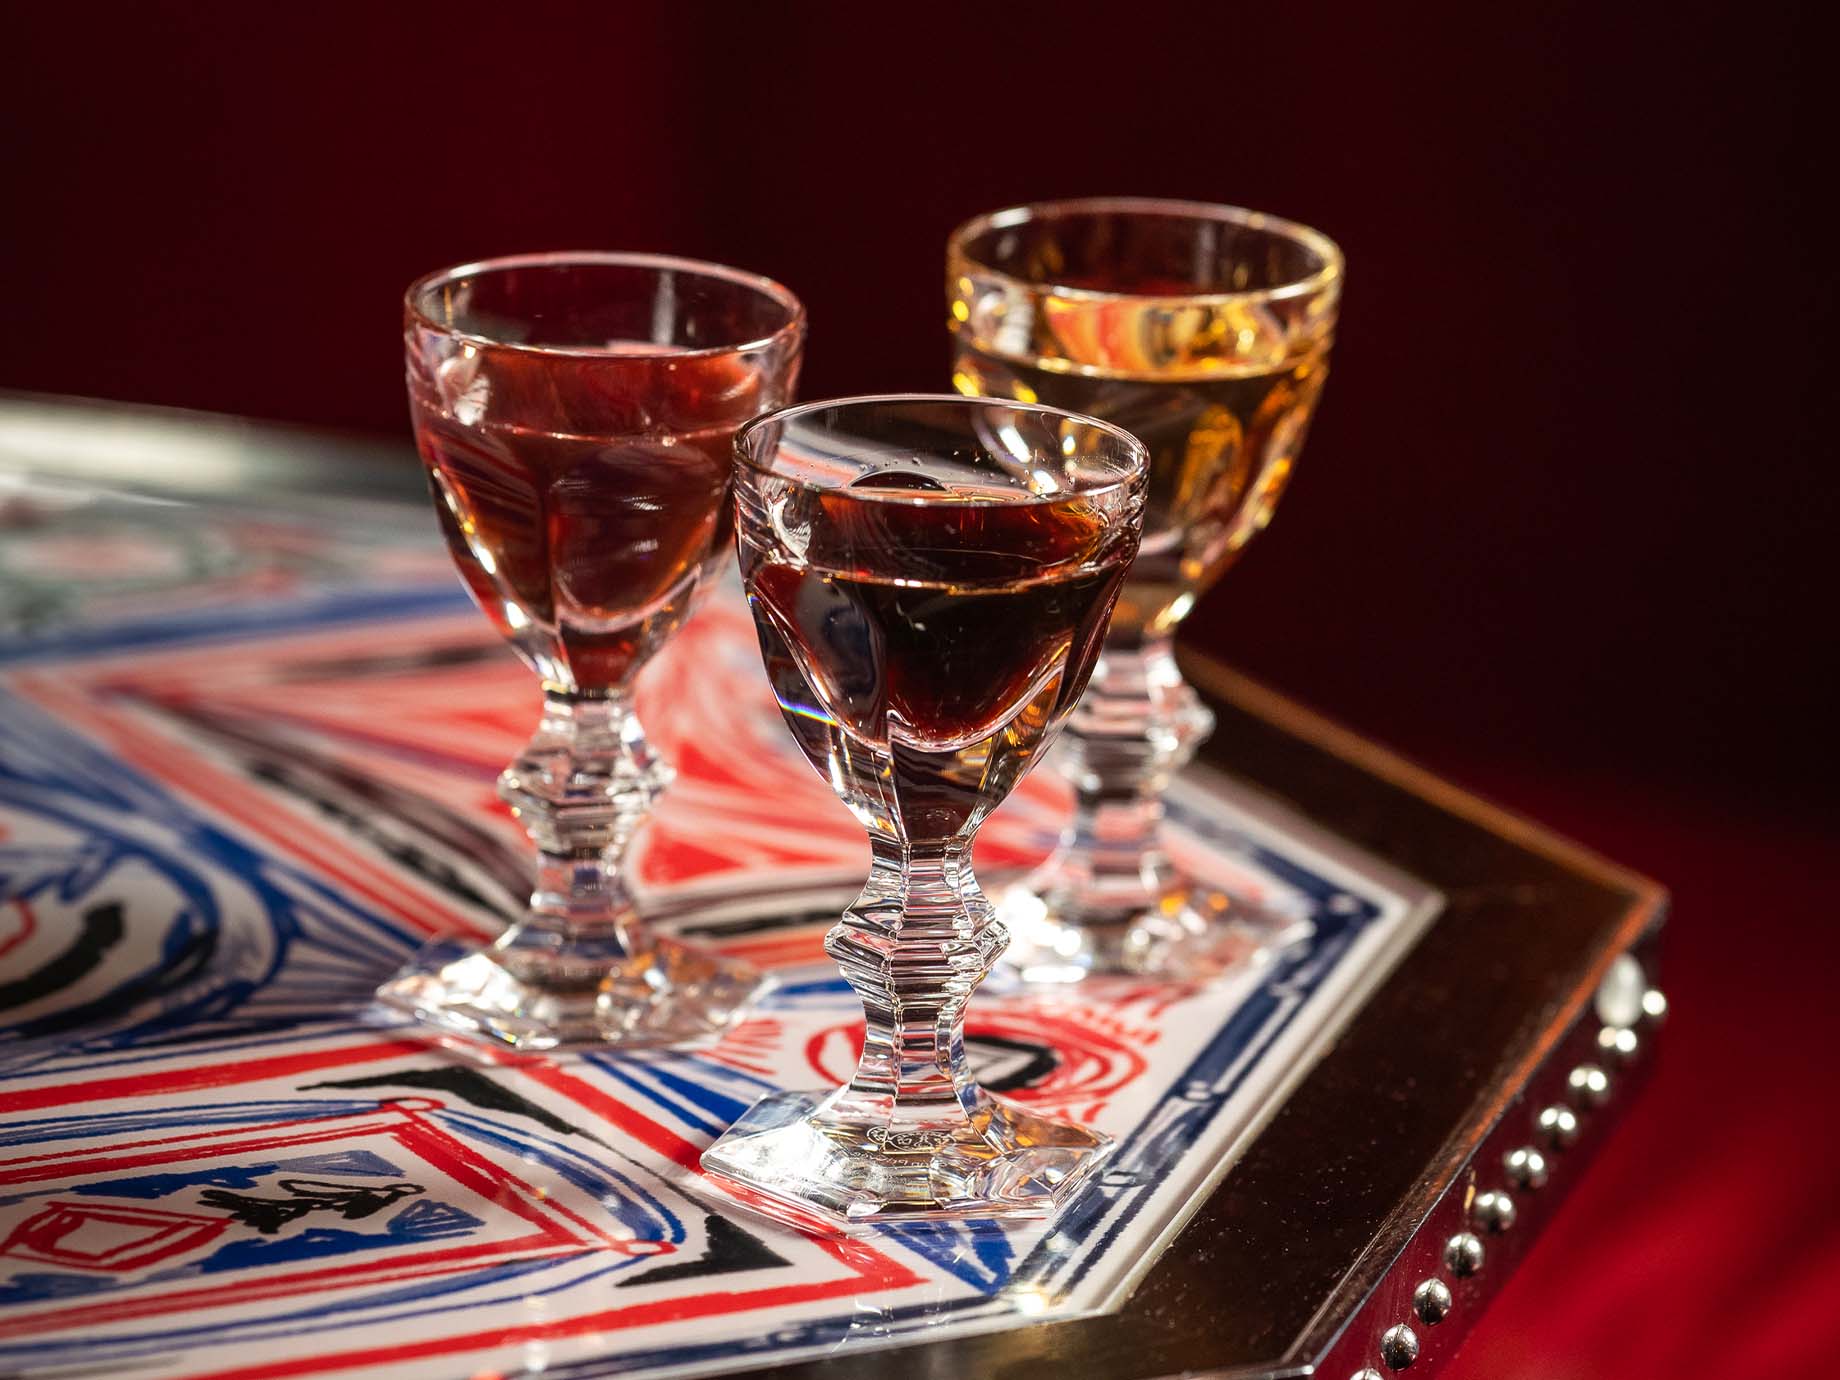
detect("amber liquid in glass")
(951, 345), (1325, 639)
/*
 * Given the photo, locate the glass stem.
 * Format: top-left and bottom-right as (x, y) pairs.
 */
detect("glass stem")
(496, 687), (672, 969)
(825, 836), (1005, 1145)
(1039, 632), (1215, 921)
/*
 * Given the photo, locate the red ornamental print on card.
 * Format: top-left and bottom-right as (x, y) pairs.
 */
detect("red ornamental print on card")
(0, 1069), (924, 1365)
(0, 498), (1422, 1380)
(2, 1202), (232, 1274)
(805, 1003), (1155, 1122)
(0, 1098), (669, 1341)
(26, 589), (1111, 922)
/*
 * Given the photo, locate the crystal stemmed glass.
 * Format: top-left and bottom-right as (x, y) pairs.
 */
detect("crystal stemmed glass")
(699, 395), (1147, 1225)
(947, 198), (1343, 983)
(376, 252), (804, 1051)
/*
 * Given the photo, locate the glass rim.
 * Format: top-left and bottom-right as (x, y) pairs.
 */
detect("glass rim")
(403, 250), (807, 361)
(733, 392), (1150, 508)
(946, 196), (1344, 306)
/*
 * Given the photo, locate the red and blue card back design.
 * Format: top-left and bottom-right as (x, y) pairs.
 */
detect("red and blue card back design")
(0, 477), (1435, 1379)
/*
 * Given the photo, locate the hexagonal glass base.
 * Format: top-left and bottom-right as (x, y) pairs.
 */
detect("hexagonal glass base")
(699, 1088), (1113, 1230)
(997, 880), (1313, 984)
(374, 934), (762, 1053)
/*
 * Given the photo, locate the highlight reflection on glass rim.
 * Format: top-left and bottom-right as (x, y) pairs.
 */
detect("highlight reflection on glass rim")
(405, 250), (806, 361)
(734, 392), (1146, 505)
(948, 196), (1344, 306)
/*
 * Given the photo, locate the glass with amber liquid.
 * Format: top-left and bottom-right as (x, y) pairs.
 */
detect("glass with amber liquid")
(948, 198), (1343, 981)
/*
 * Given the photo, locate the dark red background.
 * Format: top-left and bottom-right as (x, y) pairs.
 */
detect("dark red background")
(3, 4), (1833, 1374)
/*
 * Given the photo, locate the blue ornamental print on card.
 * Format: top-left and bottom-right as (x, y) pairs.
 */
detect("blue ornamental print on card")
(0, 482), (1437, 1380)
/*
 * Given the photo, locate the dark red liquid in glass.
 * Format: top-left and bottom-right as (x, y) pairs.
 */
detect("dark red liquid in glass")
(744, 489), (1131, 838)
(410, 348), (769, 691)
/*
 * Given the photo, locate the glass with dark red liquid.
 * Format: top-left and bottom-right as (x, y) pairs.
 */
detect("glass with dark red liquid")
(700, 395), (1147, 1227)
(377, 252), (803, 1052)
